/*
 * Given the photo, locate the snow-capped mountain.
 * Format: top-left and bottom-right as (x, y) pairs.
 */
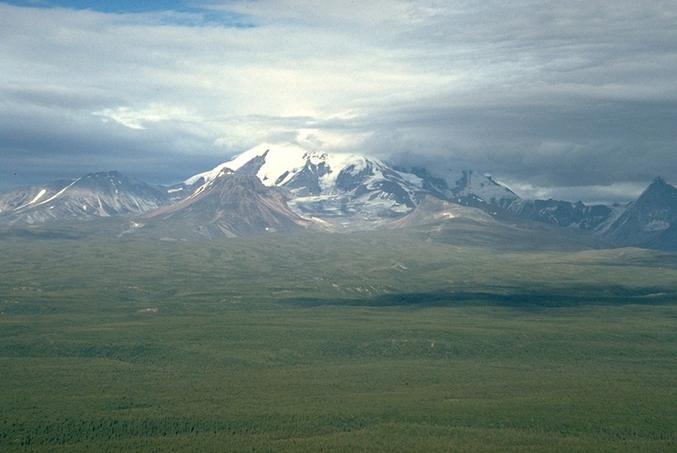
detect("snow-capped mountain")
(182, 143), (528, 227)
(3, 143), (677, 251)
(405, 167), (520, 211)
(183, 143), (427, 224)
(179, 144), (623, 233)
(0, 171), (168, 225)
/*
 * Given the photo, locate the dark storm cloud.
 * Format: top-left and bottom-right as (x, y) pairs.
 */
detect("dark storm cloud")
(1, 1), (676, 201)
(0, 101), (222, 188)
(355, 97), (677, 186)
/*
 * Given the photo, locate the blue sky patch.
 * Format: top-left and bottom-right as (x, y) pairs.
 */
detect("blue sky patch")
(1, 0), (253, 26)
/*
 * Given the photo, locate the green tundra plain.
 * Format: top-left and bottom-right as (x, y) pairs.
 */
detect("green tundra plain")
(2, 224), (677, 452)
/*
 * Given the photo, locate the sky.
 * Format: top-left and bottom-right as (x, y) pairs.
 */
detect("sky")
(1, 0), (676, 202)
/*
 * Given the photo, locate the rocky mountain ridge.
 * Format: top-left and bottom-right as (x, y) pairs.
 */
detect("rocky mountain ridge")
(1, 144), (675, 249)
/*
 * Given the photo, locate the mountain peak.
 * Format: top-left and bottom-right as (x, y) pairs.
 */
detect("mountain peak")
(214, 172), (269, 194)
(79, 170), (126, 181)
(641, 177), (676, 199)
(143, 170), (309, 238)
(650, 176), (669, 187)
(603, 176), (677, 248)
(89, 170), (122, 176)
(183, 143), (422, 221)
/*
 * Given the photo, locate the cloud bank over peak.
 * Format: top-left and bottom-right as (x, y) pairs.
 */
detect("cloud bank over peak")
(1, 0), (676, 202)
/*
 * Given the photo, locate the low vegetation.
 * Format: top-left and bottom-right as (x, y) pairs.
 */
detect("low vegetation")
(1, 230), (677, 451)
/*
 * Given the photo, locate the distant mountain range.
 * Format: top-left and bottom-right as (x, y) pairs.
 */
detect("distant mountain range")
(1, 144), (676, 250)
(0, 171), (167, 225)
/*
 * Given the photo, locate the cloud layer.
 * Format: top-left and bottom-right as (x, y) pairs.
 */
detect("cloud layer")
(1, 1), (676, 202)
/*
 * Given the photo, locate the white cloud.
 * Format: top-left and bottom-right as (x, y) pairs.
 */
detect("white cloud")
(506, 181), (647, 204)
(93, 104), (198, 130)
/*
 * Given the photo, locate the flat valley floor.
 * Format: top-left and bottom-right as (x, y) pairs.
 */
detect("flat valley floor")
(1, 230), (677, 452)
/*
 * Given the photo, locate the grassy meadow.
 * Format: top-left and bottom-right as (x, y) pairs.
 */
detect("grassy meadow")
(1, 228), (677, 451)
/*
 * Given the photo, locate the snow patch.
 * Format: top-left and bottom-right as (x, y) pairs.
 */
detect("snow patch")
(29, 189), (47, 205)
(27, 178), (81, 209)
